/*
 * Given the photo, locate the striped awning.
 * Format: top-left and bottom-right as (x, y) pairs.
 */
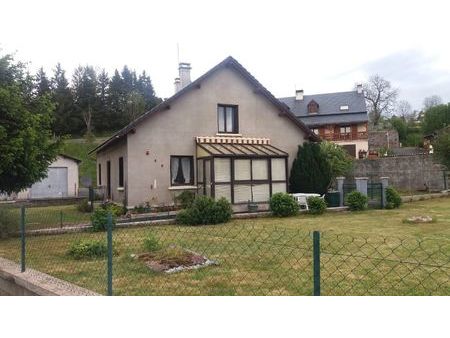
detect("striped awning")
(196, 136), (287, 158)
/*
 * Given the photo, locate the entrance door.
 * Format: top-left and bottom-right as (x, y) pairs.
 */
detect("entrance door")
(107, 160), (111, 199)
(204, 159), (211, 197)
(342, 144), (357, 158)
(30, 167), (68, 198)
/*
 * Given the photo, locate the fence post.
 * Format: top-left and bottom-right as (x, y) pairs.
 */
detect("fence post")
(20, 206), (26, 272)
(313, 231), (321, 296)
(107, 211), (113, 296)
(336, 177), (345, 207)
(60, 210), (63, 228)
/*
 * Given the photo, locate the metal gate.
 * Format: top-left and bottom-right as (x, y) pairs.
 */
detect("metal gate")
(343, 183), (356, 206)
(367, 182), (383, 209)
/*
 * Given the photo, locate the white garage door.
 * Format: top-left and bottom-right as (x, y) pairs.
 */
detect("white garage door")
(30, 167), (68, 199)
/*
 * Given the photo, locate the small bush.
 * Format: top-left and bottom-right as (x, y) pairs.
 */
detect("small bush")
(143, 232), (162, 252)
(77, 199), (92, 213)
(91, 208), (116, 232)
(269, 193), (299, 217)
(176, 196), (232, 225)
(385, 187), (402, 209)
(345, 191), (368, 211)
(100, 201), (126, 216)
(307, 196), (327, 215)
(174, 191), (196, 209)
(67, 240), (108, 260)
(0, 207), (19, 239)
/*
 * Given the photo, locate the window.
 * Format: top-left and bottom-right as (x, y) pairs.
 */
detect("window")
(312, 128), (319, 135)
(118, 157), (124, 187)
(218, 104), (238, 133)
(307, 100), (319, 114)
(340, 126), (351, 134)
(340, 105), (349, 111)
(171, 156), (194, 185)
(98, 164), (102, 186)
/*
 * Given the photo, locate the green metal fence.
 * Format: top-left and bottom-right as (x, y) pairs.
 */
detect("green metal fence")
(367, 182), (383, 209)
(0, 206), (449, 296)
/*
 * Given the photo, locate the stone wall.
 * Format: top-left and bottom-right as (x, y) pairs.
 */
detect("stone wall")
(368, 130), (400, 150)
(350, 155), (448, 192)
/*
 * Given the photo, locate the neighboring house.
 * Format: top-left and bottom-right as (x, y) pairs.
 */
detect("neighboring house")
(91, 56), (318, 209)
(278, 88), (369, 158)
(0, 154), (81, 200)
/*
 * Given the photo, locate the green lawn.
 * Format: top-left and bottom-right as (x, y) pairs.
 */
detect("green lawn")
(0, 198), (449, 295)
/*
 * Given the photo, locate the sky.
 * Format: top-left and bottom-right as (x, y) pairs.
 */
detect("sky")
(1, 0), (449, 110)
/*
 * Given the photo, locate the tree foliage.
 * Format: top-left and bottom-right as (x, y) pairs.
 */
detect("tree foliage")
(433, 127), (450, 169)
(0, 53), (60, 194)
(289, 143), (332, 195)
(319, 141), (354, 180)
(362, 74), (398, 126)
(422, 103), (450, 135)
(423, 95), (442, 111)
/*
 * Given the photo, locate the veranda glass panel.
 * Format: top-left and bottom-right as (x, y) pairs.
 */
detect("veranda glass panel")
(271, 158), (286, 181)
(197, 159), (204, 182)
(197, 184), (204, 195)
(235, 159), (251, 180)
(214, 158), (231, 182)
(252, 159), (268, 180)
(234, 184), (252, 203)
(252, 184), (270, 202)
(272, 182), (287, 194)
(215, 184), (231, 202)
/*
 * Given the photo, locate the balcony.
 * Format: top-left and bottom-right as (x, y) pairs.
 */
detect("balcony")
(322, 131), (368, 141)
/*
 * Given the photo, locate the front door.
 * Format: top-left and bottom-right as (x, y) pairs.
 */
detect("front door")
(204, 159), (211, 197)
(106, 160), (111, 199)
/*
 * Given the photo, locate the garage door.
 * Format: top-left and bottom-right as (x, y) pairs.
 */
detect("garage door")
(30, 167), (68, 199)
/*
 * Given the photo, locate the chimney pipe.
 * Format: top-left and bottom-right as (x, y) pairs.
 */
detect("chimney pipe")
(295, 89), (304, 101)
(178, 62), (191, 89)
(356, 84), (363, 94)
(174, 77), (181, 93)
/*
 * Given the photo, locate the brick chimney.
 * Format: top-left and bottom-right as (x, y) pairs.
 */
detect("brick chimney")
(295, 89), (304, 101)
(179, 62), (191, 89)
(356, 84), (363, 94)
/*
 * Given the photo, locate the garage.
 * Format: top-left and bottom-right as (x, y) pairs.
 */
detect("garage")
(30, 167), (69, 198)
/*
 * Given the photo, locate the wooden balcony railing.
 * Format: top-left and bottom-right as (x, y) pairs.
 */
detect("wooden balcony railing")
(321, 131), (368, 141)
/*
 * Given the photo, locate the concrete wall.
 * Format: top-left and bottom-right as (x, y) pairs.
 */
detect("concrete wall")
(368, 130), (400, 150)
(120, 66), (307, 207)
(351, 155), (447, 192)
(96, 139), (127, 203)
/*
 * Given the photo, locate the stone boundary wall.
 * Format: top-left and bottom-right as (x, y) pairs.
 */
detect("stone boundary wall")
(0, 257), (99, 296)
(351, 155), (448, 192)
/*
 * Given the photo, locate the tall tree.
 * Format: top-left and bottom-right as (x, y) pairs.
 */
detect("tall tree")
(362, 75), (398, 126)
(72, 65), (98, 136)
(108, 69), (126, 130)
(94, 68), (110, 130)
(423, 95), (443, 111)
(35, 67), (51, 97)
(422, 103), (450, 135)
(137, 70), (161, 110)
(396, 100), (415, 122)
(51, 63), (76, 135)
(433, 127), (450, 169)
(0, 53), (60, 194)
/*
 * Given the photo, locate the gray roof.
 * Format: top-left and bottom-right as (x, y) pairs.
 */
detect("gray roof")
(278, 91), (368, 126)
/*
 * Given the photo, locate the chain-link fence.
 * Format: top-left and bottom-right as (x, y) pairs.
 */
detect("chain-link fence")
(0, 207), (449, 295)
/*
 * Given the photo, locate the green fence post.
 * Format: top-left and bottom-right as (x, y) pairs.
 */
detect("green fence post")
(313, 231), (321, 296)
(60, 210), (63, 228)
(20, 206), (26, 272)
(107, 212), (113, 296)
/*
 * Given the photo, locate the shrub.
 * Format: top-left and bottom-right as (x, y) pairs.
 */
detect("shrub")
(307, 196), (327, 215)
(100, 201), (126, 217)
(269, 193), (299, 217)
(67, 240), (108, 260)
(143, 232), (162, 252)
(91, 208), (116, 232)
(345, 191), (368, 211)
(174, 191), (196, 209)
(77, 199), (92, 213)
(385, 187), (402, 209)
(176, 196), (232, 225)
(0, 207), (19, 239)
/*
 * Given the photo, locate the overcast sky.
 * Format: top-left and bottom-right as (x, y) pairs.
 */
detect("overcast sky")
(1, 0), (449, 110)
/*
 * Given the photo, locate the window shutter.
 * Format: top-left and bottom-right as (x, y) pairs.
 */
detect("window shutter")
(214, 158), (231, 182)
(271, 159), (286, 181)
(252, 159), (268, 180)
(252, 184), (270, 202)
(215, 184), (231, 202)
(234, 184), (252, 203)
(235, 159), (251, 180)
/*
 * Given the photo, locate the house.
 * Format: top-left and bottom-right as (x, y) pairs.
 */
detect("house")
(91, 56), (318, 209)
(1, 154), (81, 200)
(278, 88), (368, 158)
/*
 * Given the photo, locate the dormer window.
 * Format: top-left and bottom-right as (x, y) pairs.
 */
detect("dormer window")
(307, 100), (319, 114)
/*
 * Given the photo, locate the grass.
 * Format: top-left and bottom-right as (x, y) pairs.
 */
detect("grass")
(0, 197), (449, 296)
